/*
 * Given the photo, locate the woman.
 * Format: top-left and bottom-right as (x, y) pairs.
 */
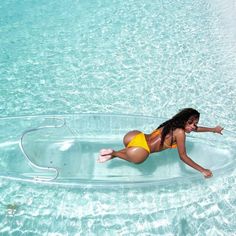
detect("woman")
(97, 108), (223, 178)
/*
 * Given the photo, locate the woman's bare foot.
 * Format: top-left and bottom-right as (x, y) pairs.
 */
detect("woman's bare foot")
(97, 149), (113, 163)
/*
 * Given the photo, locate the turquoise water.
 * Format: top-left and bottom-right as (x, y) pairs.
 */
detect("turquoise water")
(1, 0), (236, 235)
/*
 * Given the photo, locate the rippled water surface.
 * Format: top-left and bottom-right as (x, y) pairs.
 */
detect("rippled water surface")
(1, 0), (236, 235)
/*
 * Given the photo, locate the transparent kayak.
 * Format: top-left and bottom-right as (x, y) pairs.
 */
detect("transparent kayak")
(0, 114), (235, 186)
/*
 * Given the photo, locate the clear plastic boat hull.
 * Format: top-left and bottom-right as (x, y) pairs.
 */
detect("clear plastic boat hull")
(0, 114), (235, 186)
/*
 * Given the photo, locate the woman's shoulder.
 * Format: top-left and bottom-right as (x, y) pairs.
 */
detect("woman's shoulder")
(173, 128), (185, 137)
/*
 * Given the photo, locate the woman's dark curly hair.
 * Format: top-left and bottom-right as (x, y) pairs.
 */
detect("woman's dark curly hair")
(157, 108), (200, 148)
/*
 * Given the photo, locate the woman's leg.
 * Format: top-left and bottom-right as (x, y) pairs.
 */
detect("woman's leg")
(97, 148), (126, 163)
(98, 147), (149, 164)
(98, 130), (149, 163)
(112, 147), (149, 164)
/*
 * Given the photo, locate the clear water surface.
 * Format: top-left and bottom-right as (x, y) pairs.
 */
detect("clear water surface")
(0, 0), (236, 235)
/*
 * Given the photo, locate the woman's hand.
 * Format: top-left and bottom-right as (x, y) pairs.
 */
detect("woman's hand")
(202, 169), (213, 178)
(213, 126), (224, 135)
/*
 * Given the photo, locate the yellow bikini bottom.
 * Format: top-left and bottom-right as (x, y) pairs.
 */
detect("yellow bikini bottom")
(127, 132), (150, 153)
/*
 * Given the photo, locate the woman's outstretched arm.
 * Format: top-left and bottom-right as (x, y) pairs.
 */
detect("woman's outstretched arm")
(175, 129), (213, 178)
(195, 125), (224, 134)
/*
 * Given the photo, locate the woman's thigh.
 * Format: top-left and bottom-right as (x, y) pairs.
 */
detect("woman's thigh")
(126, 147), (149, 164)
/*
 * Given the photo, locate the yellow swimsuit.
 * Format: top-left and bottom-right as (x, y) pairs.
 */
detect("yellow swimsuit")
(127, 132), (150, 153)
(127, 129), (177, 153)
